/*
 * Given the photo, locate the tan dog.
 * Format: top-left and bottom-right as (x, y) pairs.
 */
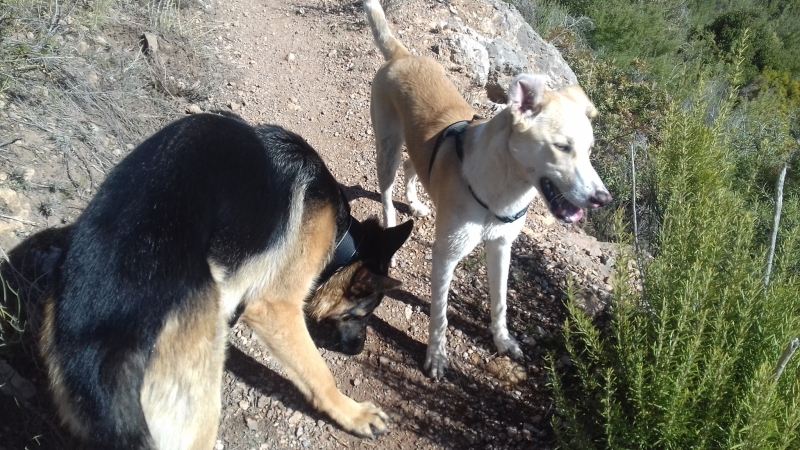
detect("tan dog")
(364, 0), (611, 379)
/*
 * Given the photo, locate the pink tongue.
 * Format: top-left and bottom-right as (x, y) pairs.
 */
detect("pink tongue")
(567, 208), (584, 223)
(555, 205), (584, 223)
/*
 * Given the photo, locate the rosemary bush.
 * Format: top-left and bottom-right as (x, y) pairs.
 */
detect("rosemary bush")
(550, 87), (800, 449)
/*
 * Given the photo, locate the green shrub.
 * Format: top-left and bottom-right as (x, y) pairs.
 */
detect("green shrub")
(550, 85), (800, 449)
(548, 29), (669, 248)
(702, 9), (777, 81)
(555, 0), (688, 76)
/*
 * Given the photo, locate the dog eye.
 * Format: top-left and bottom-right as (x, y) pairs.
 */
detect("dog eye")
(554, 143), (571, 153)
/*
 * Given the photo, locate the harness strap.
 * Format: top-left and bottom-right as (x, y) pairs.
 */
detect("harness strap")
(319, 215), (364, 281)
(428, 115), (529, 224)
(428, 119), (474, 175)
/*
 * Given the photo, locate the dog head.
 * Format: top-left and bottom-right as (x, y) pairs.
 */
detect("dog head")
(506, 74), (611, 223)
(305, 218), (413, 355)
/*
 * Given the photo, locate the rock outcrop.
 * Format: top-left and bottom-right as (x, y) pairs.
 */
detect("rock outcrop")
(440, 0), (576, 102)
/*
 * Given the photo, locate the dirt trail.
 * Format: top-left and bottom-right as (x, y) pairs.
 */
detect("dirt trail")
(0, 1), (618, 449)
(201, 1), (616, 449)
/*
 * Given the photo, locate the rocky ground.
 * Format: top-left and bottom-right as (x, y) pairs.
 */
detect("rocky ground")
(0, 1), (620, 449)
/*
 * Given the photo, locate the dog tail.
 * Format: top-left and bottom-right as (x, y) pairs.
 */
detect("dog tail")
(363, 0), (410, 60)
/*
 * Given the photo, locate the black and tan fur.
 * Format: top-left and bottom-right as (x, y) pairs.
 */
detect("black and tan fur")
(6, 113), (411, 449)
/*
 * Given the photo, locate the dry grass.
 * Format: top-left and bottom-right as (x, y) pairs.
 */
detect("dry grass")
(0, 1), (225, 447)
(0, 0), (222, 200)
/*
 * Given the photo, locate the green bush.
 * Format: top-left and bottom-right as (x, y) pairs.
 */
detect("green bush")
(702, 9), (777, 81)
(511, 2), (800, 447)
(548, 29), (669, 248)
(550, 85), (800, 449)
(556, 0), (688, 76)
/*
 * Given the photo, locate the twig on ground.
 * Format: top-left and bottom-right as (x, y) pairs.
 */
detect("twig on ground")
(330, 434), (350, 448)
(0, 214), (40, 226)
(0, 138), (22, 149)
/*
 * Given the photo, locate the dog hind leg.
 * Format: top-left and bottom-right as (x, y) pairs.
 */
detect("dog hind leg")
(140, 288), (227, 450)
(403, 159), (431, 217)
(372, 95), (405, 229)
(485, 237), (523, 359)
(375, 132), (404, 229)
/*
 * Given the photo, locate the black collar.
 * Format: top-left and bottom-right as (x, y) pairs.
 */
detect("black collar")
(428, 116), (529, 224)
(319, 216), (364, 281)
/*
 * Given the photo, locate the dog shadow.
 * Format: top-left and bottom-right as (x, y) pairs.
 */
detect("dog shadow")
(340, 183), (412, 216)
(386, 288), (491, 349)
(225, 347), (327, 421)
(363, 315), (542, 449)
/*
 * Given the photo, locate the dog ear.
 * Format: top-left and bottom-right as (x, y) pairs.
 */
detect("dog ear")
(350, 266), (403, 296)
(561, 85), (598, 119)
(508, 74), (548, 119)
(381, 220), (413, 261)
(375, 274), (402, 292)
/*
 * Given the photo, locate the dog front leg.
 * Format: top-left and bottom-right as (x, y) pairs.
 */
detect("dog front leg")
(424, 227), (480, 379)
(242, 301), (389, 439)
(485, 237), (523, 360)
(424, 250), (459, 379)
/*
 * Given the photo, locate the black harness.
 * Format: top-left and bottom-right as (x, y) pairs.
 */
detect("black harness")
(319, 215), (365, 281)
(429, 116), (529, 224)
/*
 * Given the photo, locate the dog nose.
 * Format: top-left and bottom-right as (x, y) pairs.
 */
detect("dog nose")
(589, 190), (612, 208)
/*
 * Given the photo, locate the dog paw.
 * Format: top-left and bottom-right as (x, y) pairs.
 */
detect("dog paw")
(409, 201), (431, 217)
(339, 401), (391, 439)
(495, 335), (524, 360)
(424, 346), (449, 380)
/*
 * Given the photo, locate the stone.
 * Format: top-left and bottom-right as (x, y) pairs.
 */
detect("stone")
(0, 359), (36, 399)
(246, 417), (260, 431)
(471, 353), (482, 365)
(141, 32), (159, 53)
(21, 167), (34, 182)
(0, 189), (25, 216)
(239, 400), (250, 410)
(186, 104), (203, 114)
(447, 33), (489, 86)
(288, 410), (303, 426)
(484, 0), (576, 86)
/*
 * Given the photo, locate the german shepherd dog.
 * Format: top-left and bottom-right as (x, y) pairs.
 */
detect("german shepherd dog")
(8, 113), (412, 449)
(364, 0), (611, 379)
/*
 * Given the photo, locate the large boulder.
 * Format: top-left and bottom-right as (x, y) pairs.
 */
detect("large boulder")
(443, 0), (576, 102)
